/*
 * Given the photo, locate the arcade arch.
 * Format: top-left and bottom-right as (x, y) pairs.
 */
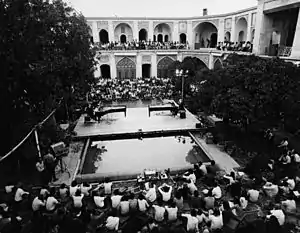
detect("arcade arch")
(180, 33), (187, 44)
(194, 22), (218, 49)
(99, 29), (109, 44)
(236, 17), (248, 42)
(225, 31), (231, 42)
(116, 57), (136, 79)
(120, 34), (127, 43)
(154, 23), (172, 42)
(157, 56), (174, 78)
(114, 23), (133, 42)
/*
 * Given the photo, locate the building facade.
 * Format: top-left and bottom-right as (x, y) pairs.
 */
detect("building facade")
(86, 0), (300, 78)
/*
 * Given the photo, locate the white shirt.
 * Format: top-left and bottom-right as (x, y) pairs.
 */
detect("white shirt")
(263, 183), (278, 198)
(282, 199), (296, 213)
(196, 213), (205, 224)
(80, 184), (92, 196)
(153, 205), (166, 222)
(73, 194), (84, 208)
(187, 181), (197, 194)
(111, 195), (122, 208)
(159, 186), (172, 202)
(199, 164), (207, 175)
(46, 196), (58, 211)
(239, 197), (248, 209)
(248, 189), (259, 202)
(138, 199), (149, 212)
(212, 186), (222, 199)
(106, 216), (119, 230)
(145, 186), (157, 203)
(5, 185), (14, 194)
(293, 153), (300, 163)
(165, 206), (178, 221)
(104, 182), (112, 194)
(15, 188), (29, 202)
(209, 214), (223, 230)
(32, 197), (45, 211)
(69, 186), (78, 196)
(94, 196), (105, 208)
(268, 209), (285, 226)
(183, 173), (196, 183)
(120, 201), (130, 215)
(287, 179), (295, 190)
(182, 214), (199, 232)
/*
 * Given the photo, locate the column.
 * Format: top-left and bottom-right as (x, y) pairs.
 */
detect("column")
(231, 16), (236, 42)
(108, 21), (114, 42)
(253, 0), (273, 55)
(133, 21), (139, 41)
(110, 54), (117, 79)
(291, 8), (300, 58)
(217, 19), (225, 42)
(151, 53), (157, 77)
(92, 21), (99, 43)
(187, 21), (193, 49)
(148, 21), (153, 41)
(208, 53), (214, 70)
(246, 13), (252, 42)
(136, 53), (142, 78)
(173, 21), (179, 42)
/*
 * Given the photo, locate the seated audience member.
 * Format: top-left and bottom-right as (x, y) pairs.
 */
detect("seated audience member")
(181, 209), (199, 232)
(263, 181), (279, 198)
(224, 171), (237, 185)
(32, 194), (45, 212)
(247, 188), (260, 202)
(266, 204), (285, 226)
(186, 179), (198, 194)
(45, 188), (59, 212)
(203, 189), (215, 210)
(207, 208), (223, 231)
(190, 190), (202, 209)
(212, 182), (222, 199)
(120, 195), (130, 216)
(93, 191), (105, 209)
(72, 189), (84, 209)
(14, 183), (29, 203)
(152, 200), (166, 222)
(222, 201), (238, 226)
(80, 182), (92, 196)
(158, 183), (172, 202)
(291, 151), (300, 163)
(69, 180), (79, 197)
(281, 198), (296, 213)
(40, 186), (50, 199)
(4, 183), (14, 194)
(239, 196), (248, 210)
(105, 212), (120, 231)
(111, 189), (122, 209)
(59, 183), (69, 199)
(128, 192), (138, 213)
(165, 201), (178, 222)
(173, 191), (184, 212)
(183, 169), (196, 184)
(196, 209), (206, 225)
(145, 182), (157, 203)
(103, 177), (113, 195)
(198, 162), (208, 176)
(138, 194), (149, 212)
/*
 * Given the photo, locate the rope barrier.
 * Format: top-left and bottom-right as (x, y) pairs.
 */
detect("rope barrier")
(0, 99), (63, 163)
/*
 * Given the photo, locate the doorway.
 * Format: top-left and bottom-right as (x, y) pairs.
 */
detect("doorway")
(142, 64), (151, 78)
(99, 29), (109, 44)
(210, 33), (217, 48)
(180, 33), (187, 43)
(100, 64), (111, 78)
(139, 29), (148, 41)
(120, 34), (127, 43)
(157, 34), (163, 43)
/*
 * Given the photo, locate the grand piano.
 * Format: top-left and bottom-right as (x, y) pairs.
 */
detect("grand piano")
(148, 103), (179, 117)
(85, 105), (127, 122)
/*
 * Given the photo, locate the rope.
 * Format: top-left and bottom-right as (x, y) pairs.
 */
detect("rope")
(0, 99), (63, 163)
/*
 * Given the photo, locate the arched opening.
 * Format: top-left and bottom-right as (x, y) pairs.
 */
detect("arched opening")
(120, 34), (127, 43)
(157, 56), (174, 78)
(236, 17), (248, 42)
(89, 28), (94, 44)
(153, 35), (156, 42)
(157, 34), (163, 43)
(100, 64), (111, 78)
(116, 57), (136, 79)
(154, 23), (172, 43)
(99, 29), (109, 44)
(142, 64), (151, 78)
(139, 29), (148, 41)
(182, 56), (208, 70)
(210, 33), (218, 48)
(194, 22), (218, 49)
(164, 35), (169, 42)
(114, 23), (133, 42)
(225, 31), (231, 42)
(180, 33), (187, 44)
(251, 29), (255, 43)
(214, 59), (222, 70)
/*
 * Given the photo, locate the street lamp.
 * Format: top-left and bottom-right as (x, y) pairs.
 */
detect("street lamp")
(175, 69), (189, 107)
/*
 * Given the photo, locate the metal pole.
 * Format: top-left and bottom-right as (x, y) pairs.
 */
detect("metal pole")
(34, 129), (42, 159)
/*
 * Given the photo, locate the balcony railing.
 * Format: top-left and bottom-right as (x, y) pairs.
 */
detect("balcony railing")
(278, 46), (292, 57)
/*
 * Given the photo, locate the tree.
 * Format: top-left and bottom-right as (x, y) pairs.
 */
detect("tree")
(0, 0), (95, 160)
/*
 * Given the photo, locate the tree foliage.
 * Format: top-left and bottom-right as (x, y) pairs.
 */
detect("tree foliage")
(0, 0), (96, 155)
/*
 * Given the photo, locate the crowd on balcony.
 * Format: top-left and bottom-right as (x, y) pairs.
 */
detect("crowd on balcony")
(0, 133), (299, 233)
(88, 77), (175, 102)
(216, 41), (253, 52)
(93, 41), (189, 51)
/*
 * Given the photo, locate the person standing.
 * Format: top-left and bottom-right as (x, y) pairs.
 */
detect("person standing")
(43, 150), (57, 183)
(35, 157), (46, 184)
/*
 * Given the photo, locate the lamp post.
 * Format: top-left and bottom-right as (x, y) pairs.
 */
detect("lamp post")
(175, 69), (189, 107)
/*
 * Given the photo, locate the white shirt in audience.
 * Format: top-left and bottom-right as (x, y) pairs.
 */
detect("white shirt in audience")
(182, 214), (199, 232)
(287, 179), (295, 190)
(212, 186), (222, 199)
(73, 194), (84, 208)
(104, 182), (112, 195)
(145, 186), (157, 203)
(15, 188), (29, 202)
(247, 189), (259, 202)
(138, 199), (149, 212)
(120, 201), (130, 215)
(111, 195), (122, 208)
(5, 185), (14, 194)
(267, 209), (285, 226)
(80, 184), (92, 196)
(153, 205), (166, 222)
(165, 206), (178, 221)
(106, 216), (119, 230)
(46, 196), (58, 211)
(282, 199), (296, 213)
(69, 186), (78, 196)
(32, 197), (45, 211)
(200, 164), (207, 175)
(94, 196), (105, 208)
(263, 182), (278, 198)
(158, 186), (172, 202)
(187, 181), (197, 194)
(239, 197), (248, 209)
(209, 214), (223, 230)
(183, 173), (196, 183)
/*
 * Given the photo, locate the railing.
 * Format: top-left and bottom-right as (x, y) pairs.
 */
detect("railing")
(278, 46), (292, 57)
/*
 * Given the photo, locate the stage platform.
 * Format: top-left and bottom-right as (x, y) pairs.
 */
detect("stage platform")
(73, 107), (201, 139)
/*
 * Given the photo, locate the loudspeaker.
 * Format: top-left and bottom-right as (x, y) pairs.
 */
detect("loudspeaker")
(196, 123), (202, 128)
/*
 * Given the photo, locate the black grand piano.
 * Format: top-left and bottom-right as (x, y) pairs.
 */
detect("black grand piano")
(85, 105), (126, 123)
